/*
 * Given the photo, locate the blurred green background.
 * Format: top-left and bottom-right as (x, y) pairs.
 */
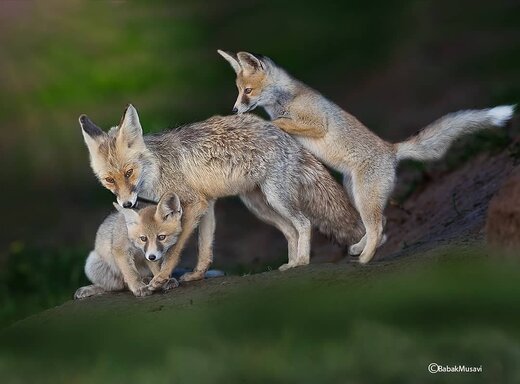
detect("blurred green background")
(0, 0), (518, 328)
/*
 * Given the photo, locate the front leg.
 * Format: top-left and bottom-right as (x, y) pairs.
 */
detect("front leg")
(149, 198), (209, 290)
(114, 251), (152, 297)
(146, 259), (161, 276)
(273, 116), (326, 139)
(146, 259), (179, 291)
(142, 259), (161, 284)
(181, 199), (216, 283)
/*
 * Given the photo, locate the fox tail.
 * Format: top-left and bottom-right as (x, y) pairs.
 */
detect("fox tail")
(395, 105), (515, 162)
(299, 151), (364, 246)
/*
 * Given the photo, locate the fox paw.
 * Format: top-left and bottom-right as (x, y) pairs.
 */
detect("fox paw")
(162, 278), (180, 291)
(358, 254), (373, 265)
(279, 263), (292, 271)
(278, 263), (300, 271)
(74, 285), (105, 300)
(349, 234), (387, 256)
(349, 243), (364, 256)
(132, 284), (153, 297)
(149, 274), (170, 291)
(180, 271), (204, 282)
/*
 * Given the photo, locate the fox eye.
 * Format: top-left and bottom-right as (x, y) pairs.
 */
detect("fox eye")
(124, 169), (133, 178)
(157, 235), (166, 241)
(140, 236), (147, 242)
(105, 177), (115, 184)
(244, 88), (252, 94)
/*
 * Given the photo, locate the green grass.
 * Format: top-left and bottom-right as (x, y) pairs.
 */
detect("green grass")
(0, 246), (88, 328)
(1, 252), (520, 383)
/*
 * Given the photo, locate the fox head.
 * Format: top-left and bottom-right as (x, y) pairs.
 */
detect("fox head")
(79, 105), (155, 208)
(218, 50), (281, 115)
(114, 192), (183, 262)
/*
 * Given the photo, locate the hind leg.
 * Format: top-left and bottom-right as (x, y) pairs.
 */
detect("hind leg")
(85, 250), (126, 290)
(352, 169), (395, 264)
(74, 251), (125, 299)
(278, 214), (311, 271)
(240, 190), (299, 266)
(344, 171), (374, 256)
(349, 217), (388, 256)
(345, 171), (391, 256)
(260, 185), (312, 271)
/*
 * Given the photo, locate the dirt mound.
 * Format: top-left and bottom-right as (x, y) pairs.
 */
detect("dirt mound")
(376, 144), (519, 261)
(486, 166), (520, 251)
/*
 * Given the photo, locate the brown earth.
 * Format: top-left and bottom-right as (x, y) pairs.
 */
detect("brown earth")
(486, 165), (520, 250)
(377, 146), (519, 261)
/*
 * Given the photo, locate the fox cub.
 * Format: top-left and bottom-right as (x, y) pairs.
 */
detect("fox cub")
(218, 49), (515, 264)
(74, 192), (182, 299)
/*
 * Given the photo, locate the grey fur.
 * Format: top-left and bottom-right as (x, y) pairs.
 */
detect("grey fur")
(80, 105), (364, 288)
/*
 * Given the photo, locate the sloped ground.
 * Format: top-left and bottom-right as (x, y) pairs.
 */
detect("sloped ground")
(2, 248), (520, 384)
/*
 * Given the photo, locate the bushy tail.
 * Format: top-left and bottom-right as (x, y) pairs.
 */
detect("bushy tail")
(395, 105), (515, 162)
(298, 151), (364, 246)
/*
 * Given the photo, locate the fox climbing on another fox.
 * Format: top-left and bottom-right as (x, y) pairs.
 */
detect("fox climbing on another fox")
(218, 49), (515, 264)
(79, 105), (364, 291)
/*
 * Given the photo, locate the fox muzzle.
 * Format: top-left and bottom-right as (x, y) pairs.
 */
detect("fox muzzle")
(117, 193), (138, 209)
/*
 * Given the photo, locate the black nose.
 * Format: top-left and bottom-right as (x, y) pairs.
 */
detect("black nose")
(122, 201), (133, 208)
(148, 254), (156, 261)
(232, 107), (238, 114)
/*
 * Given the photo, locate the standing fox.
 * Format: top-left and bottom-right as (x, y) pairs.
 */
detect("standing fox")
(79, 105), (363, 291)
(74, 192), (183, 299)
(218, 49), (515, 264)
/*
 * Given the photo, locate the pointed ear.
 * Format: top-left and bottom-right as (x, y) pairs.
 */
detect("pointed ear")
(117, 104), (144, 146)
(155, 192), (182, 221)
(217, 49), (241, 74)
(113, 202), (140, 227)
(79, 114), (105, 153)
(237, 52), (264, 73)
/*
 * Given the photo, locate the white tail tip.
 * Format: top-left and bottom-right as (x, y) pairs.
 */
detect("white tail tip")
(488, 105), (515, 126)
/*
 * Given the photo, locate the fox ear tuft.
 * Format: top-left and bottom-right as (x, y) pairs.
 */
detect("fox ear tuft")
(118, 104), (144, 146)
(156, 192), (182, 221)
(217, 49), (241, 74)
(79, 115), (104, 138)
(237, 52), (264, 73)
(79, 114), (105, 153)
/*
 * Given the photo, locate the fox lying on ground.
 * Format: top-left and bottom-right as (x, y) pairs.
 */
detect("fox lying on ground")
(74, 192), (182, 299)
(218, 49), (515, 264)
(79, 105), (364, 291)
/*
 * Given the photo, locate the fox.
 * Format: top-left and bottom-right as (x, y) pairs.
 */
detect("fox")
(79, 105), (364, 291)
(74, 192), (183, 299)
(218, 49), (515, 264)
